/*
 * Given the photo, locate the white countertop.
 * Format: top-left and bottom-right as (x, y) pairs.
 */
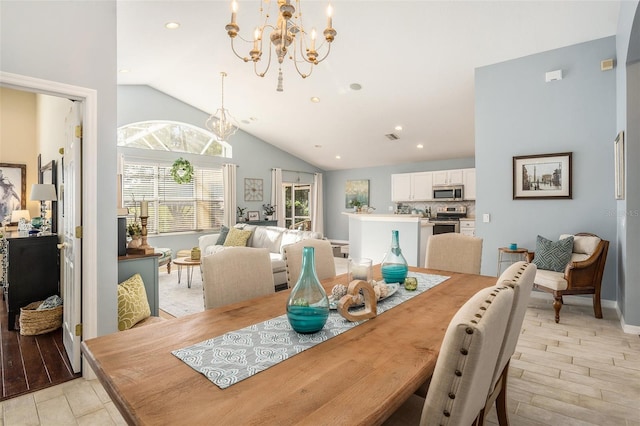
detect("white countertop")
(342, 212), (430, 223)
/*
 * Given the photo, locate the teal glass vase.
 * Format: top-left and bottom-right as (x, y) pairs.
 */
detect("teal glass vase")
(381, 230), (409, 283)
(286, 246), (330, 334)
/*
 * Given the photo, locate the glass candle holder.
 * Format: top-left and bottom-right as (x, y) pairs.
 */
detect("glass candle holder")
(348, 258), (373, 283)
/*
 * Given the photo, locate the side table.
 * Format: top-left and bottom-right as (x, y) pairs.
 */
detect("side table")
(174, 257), (202, 289)
(497, 247), (529, 277)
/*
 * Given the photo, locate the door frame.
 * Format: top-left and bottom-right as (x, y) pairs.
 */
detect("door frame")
(0, 71), (99, 377)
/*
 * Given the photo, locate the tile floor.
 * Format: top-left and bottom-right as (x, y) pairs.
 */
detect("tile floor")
(1, 296), (638, 425)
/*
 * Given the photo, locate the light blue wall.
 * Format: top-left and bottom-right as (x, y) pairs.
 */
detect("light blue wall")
(475, 37), (618, 302)
(1, 1), (118, 335)
(615, 1), (640, 326)
(323, 158), (475, 240)
(118, 85), (322, 253)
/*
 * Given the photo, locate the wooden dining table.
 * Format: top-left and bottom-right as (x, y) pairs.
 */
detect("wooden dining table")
(82, 266), (497, 425)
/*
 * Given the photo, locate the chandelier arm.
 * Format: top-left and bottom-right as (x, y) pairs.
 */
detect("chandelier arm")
(229, 39), (251, 62)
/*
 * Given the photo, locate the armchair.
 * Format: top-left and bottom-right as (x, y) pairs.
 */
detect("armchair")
(527, 233), (609, 323)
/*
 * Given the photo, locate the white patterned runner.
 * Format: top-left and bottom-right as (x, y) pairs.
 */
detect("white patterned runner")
(172, 272), (449, 389)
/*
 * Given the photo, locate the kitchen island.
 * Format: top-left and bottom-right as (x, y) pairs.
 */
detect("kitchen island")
(343, 213), (433, 267)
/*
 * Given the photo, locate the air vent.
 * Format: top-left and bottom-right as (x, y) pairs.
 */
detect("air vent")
(385, 133), (399, 141)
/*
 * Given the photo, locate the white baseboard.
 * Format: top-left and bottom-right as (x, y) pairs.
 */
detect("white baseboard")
(529, 291), (640, 335)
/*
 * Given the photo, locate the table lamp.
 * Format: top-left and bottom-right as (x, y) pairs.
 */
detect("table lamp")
(30, 184), (57, 229)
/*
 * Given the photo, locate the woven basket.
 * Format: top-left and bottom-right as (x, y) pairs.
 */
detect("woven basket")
(19, 301), (63, 336)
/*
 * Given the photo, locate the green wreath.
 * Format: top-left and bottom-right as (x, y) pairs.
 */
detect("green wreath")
(170, 157), (194, 184)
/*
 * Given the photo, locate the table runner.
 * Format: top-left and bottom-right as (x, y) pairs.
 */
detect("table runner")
(172, 272), (449, 389)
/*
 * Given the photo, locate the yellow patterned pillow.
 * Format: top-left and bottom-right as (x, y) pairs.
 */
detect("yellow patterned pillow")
(223, 227), (252, 247)
(118, 274), (151, 331)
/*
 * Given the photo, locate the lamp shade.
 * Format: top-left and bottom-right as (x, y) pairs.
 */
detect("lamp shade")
(10, 209), (31, 223)
(30, 184), (57, 201)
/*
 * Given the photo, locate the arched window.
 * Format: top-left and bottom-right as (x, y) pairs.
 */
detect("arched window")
(117, 120), (232, 157)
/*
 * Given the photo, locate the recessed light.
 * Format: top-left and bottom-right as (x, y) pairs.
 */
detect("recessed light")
(417, 144), (424, 149)
(314, 144), (322, 148)
(250, 117), (258, 121)
(165, 22), (180, 30)
(311, 97), (320, 103)
(118, 68), (130, 73)
(336, 155), (341, 159)
(349, 83), (362, 91)
(395, 125), (403, 131)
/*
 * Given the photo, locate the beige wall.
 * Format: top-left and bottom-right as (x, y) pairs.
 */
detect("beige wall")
(0, 87), (40, 219)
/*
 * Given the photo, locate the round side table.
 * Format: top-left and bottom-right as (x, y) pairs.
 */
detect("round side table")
(173, 257), (202, 288)
(496, 247), (529, 277)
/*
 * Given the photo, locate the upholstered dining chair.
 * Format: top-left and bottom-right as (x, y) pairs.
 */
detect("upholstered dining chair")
(384, 284), (514, 426)
(201, 247), (274, 310)
(478, 261), (537, 426)
(527, 233), (609, 323)
(425, 233), (483, 274)
(283, 239), (336, 288)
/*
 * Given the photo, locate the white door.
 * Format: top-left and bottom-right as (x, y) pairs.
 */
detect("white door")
(61, 101), (83, 373)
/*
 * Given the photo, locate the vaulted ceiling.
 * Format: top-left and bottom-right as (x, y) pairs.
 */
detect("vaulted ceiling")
(117, 1), (621, 170)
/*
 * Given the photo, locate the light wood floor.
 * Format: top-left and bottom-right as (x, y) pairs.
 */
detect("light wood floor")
(1, 297), (638, 425)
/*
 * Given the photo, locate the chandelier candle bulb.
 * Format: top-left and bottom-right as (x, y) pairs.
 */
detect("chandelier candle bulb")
(231, 0), (237, 24)
(327, 4), (333, 28)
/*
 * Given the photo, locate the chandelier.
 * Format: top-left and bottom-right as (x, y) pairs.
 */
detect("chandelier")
(206, 72), (238, 142)
(225, 0), (337, 92)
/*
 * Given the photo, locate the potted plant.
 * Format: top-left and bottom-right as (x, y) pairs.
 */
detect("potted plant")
(350, 199), (362, 213)
(237, 206), (247, 222)
(263, 203), (276, 220)
(127, 222), (142, 248)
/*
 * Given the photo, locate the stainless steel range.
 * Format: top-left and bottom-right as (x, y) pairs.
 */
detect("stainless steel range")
(430, 206), (467, 234)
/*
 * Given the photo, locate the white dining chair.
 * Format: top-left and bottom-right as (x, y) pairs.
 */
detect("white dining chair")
(282, 239), (336, 288)
(384, 284), (514, 425)
(425, 233), (483, 275)
(201, 247), (274, 310)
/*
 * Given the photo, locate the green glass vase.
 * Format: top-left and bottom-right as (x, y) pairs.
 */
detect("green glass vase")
(381, 230), (409, 283)
(286, 246), (330, 334)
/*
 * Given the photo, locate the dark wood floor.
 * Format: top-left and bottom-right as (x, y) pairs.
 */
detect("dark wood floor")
(0, 294), (80, 401)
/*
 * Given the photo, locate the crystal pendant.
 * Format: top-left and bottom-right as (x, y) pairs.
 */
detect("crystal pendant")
(381, 230), (409, 283)
(286, 246), (330, 333)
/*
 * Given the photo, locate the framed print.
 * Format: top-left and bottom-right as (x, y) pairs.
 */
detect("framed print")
(615, 131), (625, 200)
(247, 211), (260, 221)
(513, 152), (572, 199)
(0, 162), (27, 220)
(345, 179), (370, 208)
(244, 178), (263, 201)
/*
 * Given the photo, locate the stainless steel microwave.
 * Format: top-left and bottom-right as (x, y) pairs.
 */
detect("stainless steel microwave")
(433, 185), (464, 201)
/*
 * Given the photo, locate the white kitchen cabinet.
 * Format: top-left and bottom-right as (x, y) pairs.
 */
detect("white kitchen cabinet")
(391, 172), (433, 202)
(463, 168), (476, 200)
(459, 219), (476, 236)
(432, 169), (464, 186)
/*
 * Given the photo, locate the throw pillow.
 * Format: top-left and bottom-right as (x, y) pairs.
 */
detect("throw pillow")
(224, 227), (252, 247)
(215, 225), (230, 245)
(532, 235), (574, 272)
(117, 273), (151, 331)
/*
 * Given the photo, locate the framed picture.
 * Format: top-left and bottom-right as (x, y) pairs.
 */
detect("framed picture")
(614, 131), (625, 200)
(244, 178), (263, 201)
(513, 152), (572, 199)
(345, 179), (370, 208)
(247, 211), (260, 221)
(0, 162), (27, 220)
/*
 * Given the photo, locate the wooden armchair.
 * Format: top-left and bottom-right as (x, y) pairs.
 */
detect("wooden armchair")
(527, 233), (609, 323)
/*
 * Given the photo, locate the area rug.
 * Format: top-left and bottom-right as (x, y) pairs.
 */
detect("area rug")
(158, 257), (350, 318)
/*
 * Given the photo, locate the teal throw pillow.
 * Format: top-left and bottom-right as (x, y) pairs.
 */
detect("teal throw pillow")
(533, 235), (574, 272)
(215, 226), (230, 245)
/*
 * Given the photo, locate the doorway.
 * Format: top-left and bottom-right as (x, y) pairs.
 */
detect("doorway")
(0, 71), (100, 385)
(283, 183), (311, 230)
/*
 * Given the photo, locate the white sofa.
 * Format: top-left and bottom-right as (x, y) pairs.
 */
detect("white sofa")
(198, 224), (323, 289)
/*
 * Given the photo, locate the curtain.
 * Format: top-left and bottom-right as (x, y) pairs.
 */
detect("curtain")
(223, 163), (237, 227)
(271, 168), (283, 227)
(311, 172), (324, 235)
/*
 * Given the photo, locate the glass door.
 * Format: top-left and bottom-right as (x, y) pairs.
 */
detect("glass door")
(283, 183), (311, 230)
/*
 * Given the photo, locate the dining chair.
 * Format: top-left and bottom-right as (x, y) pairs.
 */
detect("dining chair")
(425, 233), (483, 274)
(282, 239), (336, 288)
(478, 261), (537, 425)
(201, 247), (274, 310)
(384, 284), (514, 426)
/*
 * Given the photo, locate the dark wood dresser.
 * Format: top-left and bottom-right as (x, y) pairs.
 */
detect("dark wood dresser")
(4, 233), (59, 331)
